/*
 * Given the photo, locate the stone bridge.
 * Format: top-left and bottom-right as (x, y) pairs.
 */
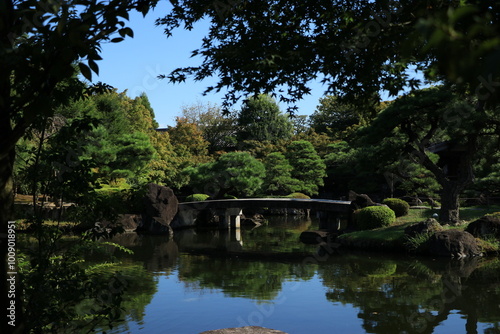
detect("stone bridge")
(176, 198), (352, 231)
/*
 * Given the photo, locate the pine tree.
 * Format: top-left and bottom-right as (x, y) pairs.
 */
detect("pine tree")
(263, 152), (300, 195)
(286, 140), (326, 196)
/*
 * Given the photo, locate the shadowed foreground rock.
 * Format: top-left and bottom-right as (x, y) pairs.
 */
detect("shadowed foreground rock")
(200, 326), (287, 334)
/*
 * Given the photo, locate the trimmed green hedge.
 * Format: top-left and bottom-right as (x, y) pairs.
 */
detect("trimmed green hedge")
(185, 194), (210, 202)
(285, 192), (311, 199)
(382, 198), (410, 217)
(355, 206), (396, 230)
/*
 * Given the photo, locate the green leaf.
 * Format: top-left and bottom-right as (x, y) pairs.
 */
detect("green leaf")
(119, 27), (134, 38)
(88, 59), (99, 76)
(79, 62), (92, 81)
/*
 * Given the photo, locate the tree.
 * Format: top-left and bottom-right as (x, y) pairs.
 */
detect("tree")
(56, 92), (156, 185)
(158, 1), (500, 222)
(124, 92), (159, 132)
(262, 152), (300, 195)
(309, 96), (361, 138)
(181, 102), (238, 153)
(185, 152), (265, 198)
(291, 114), (309, 136)
(474, 150), (500, 199)
(237, 94), (293, 142)
(159, 1), (500, 107)
(167, 117), (210, 161)
(291, 129), (336, 158)
(357, 86), (500, 223)
(285, 140), (326, 196)
(0, 2), (158, 332)
(146, 131), (178, 185)
(384, 154), (441, 200)
(324, 141), (362, 194)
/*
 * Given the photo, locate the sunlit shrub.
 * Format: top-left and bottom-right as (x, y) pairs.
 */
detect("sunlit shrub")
(382, 198), (410, 217)
(185, 194), (210, 202)
(355, 206), (396, 230)
(285, 192), (310, 199)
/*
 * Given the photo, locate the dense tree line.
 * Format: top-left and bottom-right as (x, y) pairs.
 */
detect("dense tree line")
(15, 86), (500, 211)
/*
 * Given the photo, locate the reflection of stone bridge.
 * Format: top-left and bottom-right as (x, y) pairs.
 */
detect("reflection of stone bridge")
(177, 198), (352, 231)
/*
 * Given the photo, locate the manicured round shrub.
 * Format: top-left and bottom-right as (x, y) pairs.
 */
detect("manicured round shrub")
(382, 198), (410, 217)
(355, 206), (396, 230)
(285, 192), (310, 199)
(185, 194), (210, 202)
(222, 194), (238, 199)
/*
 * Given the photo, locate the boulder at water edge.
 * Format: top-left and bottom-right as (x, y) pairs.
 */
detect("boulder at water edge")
(465, 214), (500, 239)
(423, 230), (482, 258)
(404, 218), (443, 238)
(137, 183), (178, 235)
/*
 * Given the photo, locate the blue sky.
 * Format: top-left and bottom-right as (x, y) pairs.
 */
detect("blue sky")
(92, 1), (328, 128)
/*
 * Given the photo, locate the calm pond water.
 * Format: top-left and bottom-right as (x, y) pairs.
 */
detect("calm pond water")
(103, 216), (500, 334)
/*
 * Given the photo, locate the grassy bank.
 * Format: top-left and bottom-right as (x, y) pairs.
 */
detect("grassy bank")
(337, 205), (500, 253)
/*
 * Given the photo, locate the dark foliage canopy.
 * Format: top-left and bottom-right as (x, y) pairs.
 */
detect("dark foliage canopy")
(158, 0), (500, 110)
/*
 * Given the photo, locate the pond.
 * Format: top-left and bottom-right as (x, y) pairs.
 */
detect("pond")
(103, 216), (500, 334)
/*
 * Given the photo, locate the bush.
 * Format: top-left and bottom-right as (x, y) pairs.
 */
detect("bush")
(285, 192), (311, 199)
(355, 206), (396, 230)
(222, 194), (238, 199)
(185, 194), (210, 202)
(382, 198), (410, 217)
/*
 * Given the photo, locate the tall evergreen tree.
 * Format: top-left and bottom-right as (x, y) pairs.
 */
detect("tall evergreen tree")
(309, 96), (361, 138)
(286, 140), (326, 196)
(263, 152), (300, 195)
(237, 94), (293, 142)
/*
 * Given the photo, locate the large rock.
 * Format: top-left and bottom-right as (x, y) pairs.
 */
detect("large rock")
(465, 214), (500, 239)
(101, 214), (142, 232)
(137, 183), (178, 234)
(404, 218), (443, 238)
(117, 214), (142, 232)
(424, 230), (482, 258)
(200, 327), (287, 334)
(349, 191), (376, 210)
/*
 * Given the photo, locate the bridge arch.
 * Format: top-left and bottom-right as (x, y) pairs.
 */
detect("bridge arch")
(175, 198), (352, 230)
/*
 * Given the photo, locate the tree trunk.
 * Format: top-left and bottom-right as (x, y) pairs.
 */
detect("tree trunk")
(0, 137), (24, 334)
(439, 181), (461, 225)
(0, 78), (24, 334)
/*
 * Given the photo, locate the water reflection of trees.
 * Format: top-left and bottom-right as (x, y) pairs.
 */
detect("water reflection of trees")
(111, 233), (178, 272)
(109, 224), (500, 334)
(242, 220), (312, 253)
(178, 256), (315, 300)
(319, 255), (500, 334)
(172, 217), (317, 300)
(90, 263), (157, 333)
